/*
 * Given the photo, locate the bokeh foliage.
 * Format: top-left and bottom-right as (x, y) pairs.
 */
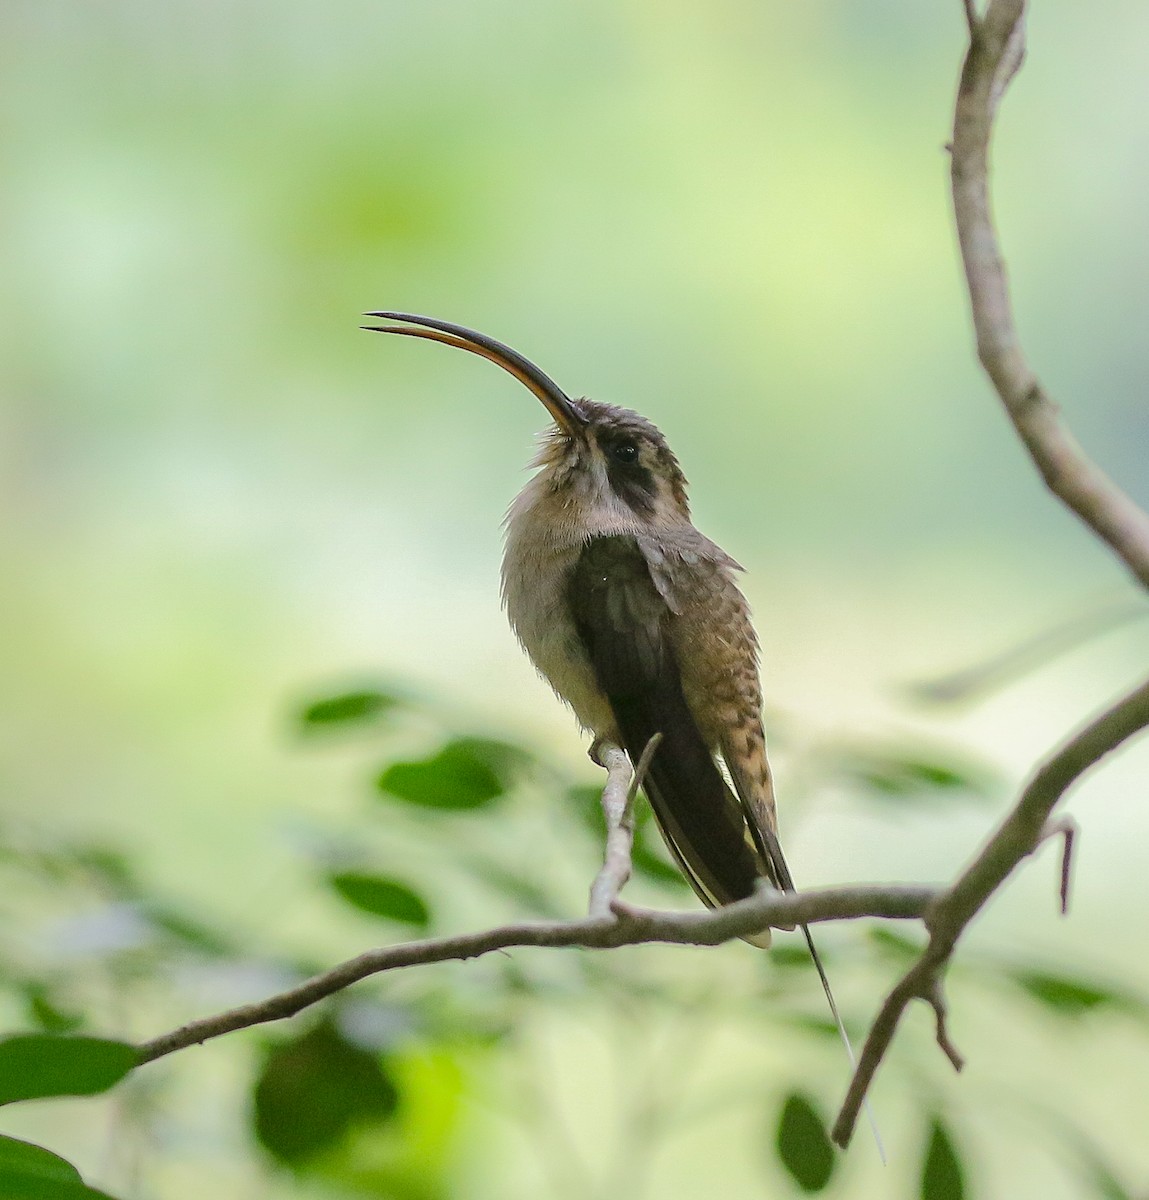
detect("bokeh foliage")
(3, 0), (1149, 1197)
(2, 683), (1146, 1198)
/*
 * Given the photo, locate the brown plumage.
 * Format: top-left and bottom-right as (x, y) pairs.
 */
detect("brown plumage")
(364, 312), (881, 1151)
(363, 311), (795, 946)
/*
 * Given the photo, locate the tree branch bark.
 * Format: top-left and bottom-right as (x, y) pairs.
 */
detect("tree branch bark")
(588, 736), (660, 917)
(134, 741), (930, 1068)
(829, 0), (1149, 1143)
(951, 0), (1149, 589)
(830, 652), (1149, 1144)
(136, 881), (935, 1067)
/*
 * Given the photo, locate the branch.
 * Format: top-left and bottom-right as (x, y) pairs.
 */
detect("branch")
(135, 745), (935, 1068)
(950, 0), (1149, 590)
(137, 886), (934, 1065)
(832, 675), (1149, 1146)
(588, 736), (660, 917)
(821, 0), (1149, 1149)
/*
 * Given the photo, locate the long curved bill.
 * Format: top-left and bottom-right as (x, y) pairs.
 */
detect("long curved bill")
(363, 311), (586, 437)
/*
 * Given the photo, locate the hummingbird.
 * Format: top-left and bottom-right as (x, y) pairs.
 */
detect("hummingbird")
(364, 313), (876, 1150)
(364, 312), (807, 945)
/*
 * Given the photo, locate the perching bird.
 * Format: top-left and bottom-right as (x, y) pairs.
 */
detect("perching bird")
(364, 312), (879, 1153)
(363, 312), (805, 947)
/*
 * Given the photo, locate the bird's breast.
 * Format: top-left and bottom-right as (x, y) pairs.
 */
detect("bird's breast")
(501, 503), (618, 738)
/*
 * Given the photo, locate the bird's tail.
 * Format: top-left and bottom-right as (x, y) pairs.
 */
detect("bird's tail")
(755, 824), (885, 1163)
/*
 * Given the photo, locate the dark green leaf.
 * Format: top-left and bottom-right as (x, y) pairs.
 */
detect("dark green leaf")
(1008, 969), (1145, 1019)
(0, 1170), (119, 1200)
(921, 1118), (964, 1200)
(1014, 972), (1109, 1015)
(0, 1136), (82, 1183)
(252, 1020), (399, 1166)
(0, 1036), (137, 1105)
(377, 738), (525, 810)
(0, 1139), (124, 1199)
(328, 873), (430, 928)
(301, 689), (400, 728)
(775, 1092), (835, 1192)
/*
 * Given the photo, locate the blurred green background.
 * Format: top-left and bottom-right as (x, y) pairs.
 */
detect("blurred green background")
(2, 0), (1149, 1197)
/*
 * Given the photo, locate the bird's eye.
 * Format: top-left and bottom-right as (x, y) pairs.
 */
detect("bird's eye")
(611, 441), (639, 464)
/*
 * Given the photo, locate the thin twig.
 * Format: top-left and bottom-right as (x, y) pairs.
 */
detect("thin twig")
(950, 0), (1149, 589)
(832, 675), (1149, 1146)
(1041, 815), (1077, 915)
(828, 0), (1149, 1150)
(135, 882), (934, 1066)
(927, 979), (965, 1072)
(588, 736), (661, 918)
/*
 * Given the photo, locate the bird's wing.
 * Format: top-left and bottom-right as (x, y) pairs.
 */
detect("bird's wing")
(573, 537), (863, 1123)
(640, 527), (794, 899)
(568, 533), (771, 920)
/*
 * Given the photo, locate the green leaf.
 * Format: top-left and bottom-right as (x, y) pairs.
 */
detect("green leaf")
(307, 1045), (464, 1198)
(630, 841), (690, 889)
(1011, 970), (1116, 1016)
(0, 1036), (137, 1105)
(0, 1136), (82, 1183)
(570, 784), (609, 836)
(302, 689), (400, 728)
(921, 1118), (964, 1200)
(1005, 967), (1149, 1023)
(22, 986), (84, 1036)
(0, 1173), (119, 1200)
(779, 1014), (846, 1040)
(775, 1092), (835, 1192)
(0, 1135), (122, 1198)
(570, 782), (656, 837)
(68, 847), (139, 897)
(328, 873), (431, 928)
(868, 927), (926, 960)
(835, 746), (993, 804)
(770, 943), (818, 970)
(252, 1020), (400, 1166)
(377, 738), (525, 810)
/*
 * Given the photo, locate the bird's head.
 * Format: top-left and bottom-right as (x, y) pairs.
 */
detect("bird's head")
(364, 312), (691, 527)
